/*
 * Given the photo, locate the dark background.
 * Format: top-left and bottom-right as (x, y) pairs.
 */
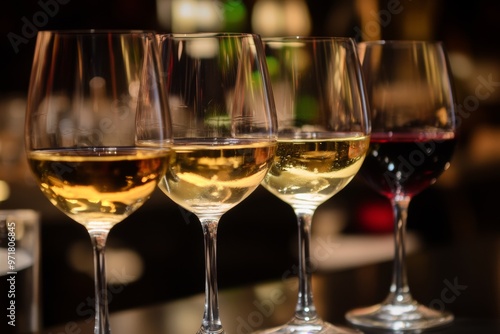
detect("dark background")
(1, 0), (499, 330)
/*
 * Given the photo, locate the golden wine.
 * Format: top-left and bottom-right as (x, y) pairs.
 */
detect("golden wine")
(28, 147), (170, 230)
(159, 140), (276, 217)
(261, 137), (370, 210)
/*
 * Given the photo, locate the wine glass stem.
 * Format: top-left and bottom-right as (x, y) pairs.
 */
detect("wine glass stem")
(387, 198), (413, 305)
(90, 231), (111, 334)
(294, 211), (318, 322)
(199, 219), (224, 334)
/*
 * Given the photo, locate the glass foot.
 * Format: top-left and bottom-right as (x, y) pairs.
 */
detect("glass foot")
(345, 301), (453, 331)
(253, 318), (361, 334)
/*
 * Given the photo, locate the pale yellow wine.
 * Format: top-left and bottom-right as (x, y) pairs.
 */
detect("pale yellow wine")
(261, 137), (370, 210)
(159, 140), (276, 217)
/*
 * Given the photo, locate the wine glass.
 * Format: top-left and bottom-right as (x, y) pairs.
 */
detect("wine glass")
(25, 30), (172, 334)
(157, 33), (278, 334)
(345, 40), (457, 331)
(257, 37), (371, 334)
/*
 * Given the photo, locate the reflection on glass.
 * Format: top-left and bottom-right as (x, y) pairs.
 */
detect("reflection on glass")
(345, 40), (457, 331)
(256, 36), (371, 334)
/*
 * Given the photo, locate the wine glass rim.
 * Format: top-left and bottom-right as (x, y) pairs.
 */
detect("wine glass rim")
(358, 39), (443, 46)
(161, 32), (261, 39)
(37, 29), (157, 36)
(262, 36), (354, 42)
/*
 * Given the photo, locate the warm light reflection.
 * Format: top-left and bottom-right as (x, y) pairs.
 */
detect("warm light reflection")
(251, 0), (311, 37)
(310, 233), (422, 271)
(448, 52), (474, 80)
(251, 0), (282, 36)
(197, 1), (224, 31)
(156, 0), (172, 28)
(172, 0), (199, 32)
(186, 38), (219, 58)
(68, 240), (144, 284)
(354, 0), (380, 41)
(120, 36), (133, 86)
(282, 0), (312, 36)
(251, 279), (298, 326)
(157, 0), (248, 32)
(468, 126), (500, 167)
(161, 0), (224, 32)
(0, 180), (9, 201)
(129, 81), (140, 98)
(313, 208), (347, 237)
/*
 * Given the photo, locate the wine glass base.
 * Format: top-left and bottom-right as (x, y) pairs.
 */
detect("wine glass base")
(253, 319), (361, 334)
(196, 327), (225, 334)
(345, 302), (454, 331)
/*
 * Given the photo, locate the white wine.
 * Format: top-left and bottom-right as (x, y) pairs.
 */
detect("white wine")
(159, 140), (276, 217)
(28, 147), (170, 230)
(261, 136), (370, 210)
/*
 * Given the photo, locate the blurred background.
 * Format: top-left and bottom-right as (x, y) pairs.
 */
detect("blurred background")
(1, 0), (499, 329)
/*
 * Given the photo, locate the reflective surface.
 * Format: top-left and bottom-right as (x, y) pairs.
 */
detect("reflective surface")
(42, 233), (499, 334)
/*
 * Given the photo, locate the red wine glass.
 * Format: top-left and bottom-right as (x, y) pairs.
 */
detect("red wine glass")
(345, 40), (457, 331)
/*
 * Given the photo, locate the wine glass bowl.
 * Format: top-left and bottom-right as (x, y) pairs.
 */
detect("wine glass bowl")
(256, 37), (371, 334)
(157, 33), (277, 334)
(25, 30), (171, 334)
(345, 40), (457, 331)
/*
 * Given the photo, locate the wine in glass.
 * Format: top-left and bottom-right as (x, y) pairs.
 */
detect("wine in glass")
(25, 30), (172, 334)
(345, 40), (457, 331)
(157, 33), (278, 334)
(257, 37), (371, 334)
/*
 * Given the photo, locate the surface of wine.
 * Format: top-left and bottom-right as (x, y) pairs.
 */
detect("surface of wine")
(261, 137), (370, 211)
(28, 147), (170, 230)
(159, 140), (276, 218)
(359, 133), (456, 200)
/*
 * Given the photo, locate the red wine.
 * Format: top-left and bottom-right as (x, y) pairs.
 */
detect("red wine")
(359, 133), (456, 199)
